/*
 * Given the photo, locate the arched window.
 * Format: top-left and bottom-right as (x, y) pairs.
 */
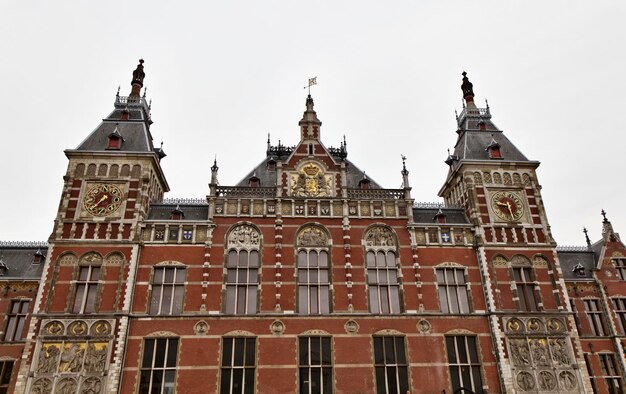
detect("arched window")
(72, 252), (103, 314)
(225, 224), (261, 315)
(364, 226), (402, 314)
(296, 225), (331, 314)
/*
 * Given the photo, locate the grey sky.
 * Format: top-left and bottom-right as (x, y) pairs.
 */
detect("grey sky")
(1, 1), (624, 246)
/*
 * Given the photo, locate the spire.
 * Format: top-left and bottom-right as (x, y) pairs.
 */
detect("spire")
(129, 59), (145, 98)
(583, 227), (591, 247)
(600, 209), (620, 243)
(299, 94), (322, 141)
(461, 71), (475, 106)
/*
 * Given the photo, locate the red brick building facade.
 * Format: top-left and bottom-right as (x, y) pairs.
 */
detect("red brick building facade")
(1, 62), (624, 393)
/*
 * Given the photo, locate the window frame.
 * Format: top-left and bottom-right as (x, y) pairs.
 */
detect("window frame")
(366, 250), (402, 314)
(445, 335), (484, 394)
(611, 297), (626, 335)
(138, 337), (179, 394)
(0, 360), (13, 394)
(297, 249), (331, 315)
(3, 299), (30, 342)
(613, 258), (626, 281)
(598, 353), (624, 394)
(149, 266), (187, 316)
(298, 336), (333, 394)
(372, 335), (409, 394)
(436, 267), (471, 313)
(220, 337), (256, 394)
(512, 266), (538, 312)
(71, 265), (101, 314)
(225, 249), (260, 315)
(583, 299), (607, 336)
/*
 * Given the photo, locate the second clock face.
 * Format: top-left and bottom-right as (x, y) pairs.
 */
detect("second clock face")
(491, 191), (524, 222)
(83, 184), (123, 216)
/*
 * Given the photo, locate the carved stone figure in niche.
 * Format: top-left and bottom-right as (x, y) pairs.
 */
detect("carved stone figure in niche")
(298, 226), (327, 247)
(538, 371), (557, 391)
(80, 252), (102, 264)
(547, 318), (563, 332)
(84, 343), (107, 373)
(290, 163), (332, 197)
(31, 378), (53, 394)
(527, 318), (542, 332)
(82, 377), (103, 394)
(56, 377), (77, 394)
(529, 338), (550, 366)
(90, 320), (111, 336)
(37, 344), (61, 374)
(509, 338), (530, 366)
(59, 343), (85, 372)
(549, 338), (570, 366)
(516, 371), (535, 391)
(559, 371), (577, 390)
(45, 321), (64, 335)
(364, 227), (395, 247)
(507, 318), (522, 332)
(69, 321), (88, 336)
(227, 225), (260, 249)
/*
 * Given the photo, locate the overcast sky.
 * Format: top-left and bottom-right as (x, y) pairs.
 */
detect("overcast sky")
(1, 1), (624, 246)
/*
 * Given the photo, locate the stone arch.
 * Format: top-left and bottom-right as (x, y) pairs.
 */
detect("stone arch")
(131, 164), (141, 178)
(86, 163), (97, 176)
(58, 252), (78, 266)
(511, 254), (532, 266)
(104, 252), (125, 266)
(503, 172), (512, 185)
(363, 224), (398, 250)
(493, 172), (502, 184)
(300, 329), (331, 336)
(97, 164), (107, 176)
(296, 223), (330, 248)
(225, 223), (262, 250)
(109, 164), (119, 177)
(74, 163), (85, 178)
(120, 164), (130, 177)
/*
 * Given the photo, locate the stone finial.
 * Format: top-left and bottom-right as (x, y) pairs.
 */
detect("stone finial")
(461, 71), (475, 101)
(583, 227), (591, 247)
(129, 59), (145, 97)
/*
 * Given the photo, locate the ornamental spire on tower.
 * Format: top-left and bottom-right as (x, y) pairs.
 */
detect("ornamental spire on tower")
(461, 71), (475, 107)
(129, 59), (145, 98)
(299, 78), (322, 141)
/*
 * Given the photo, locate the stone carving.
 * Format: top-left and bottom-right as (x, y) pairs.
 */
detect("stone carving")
(559, 371), (577, 390)
(529, 338), (550, 366)
(547, 318), (563, 333)
(482, 171), (492, 183)
(301, 329), (331, 335)
(82, 377), (103, 394)
(473, 172), (482, 185)
(31, 378), (53, 394)
(344, 320), (359, 334)
(364, 226), (395, 248)
(527, 318), (543, 332)
(90, 320), (111, 336)
(506, 318), (523, 333)
(227, 224), (260, 249)
(493, 172), (502, 184)
(105, 253), (124, 265)
(194, 320), (209, 336)
(37, 344), (61, 374)
(532, 256), (549, 267)
(56, 377), (77, 394)
(549, 338), (570, 366)
(83, 343), (107, 373)
(509, 338), (531, 366)
(417, 319), (431, 334)
(80, 252), (102, 265)
(297, 226), (328, 247)
(513, 173), (522, 185)
(59, 343), (85, 372)
(270, 320), (285, 336)
(291, 163), (332, 197)
(516, 371), (535, 391)
(44, 321), (64, 336)
(511, 255), (531, 266)
(492, 256), (508, 266)
(522, 173), (531, 186)
(68, 321), (88, 336)
(538, 370), (557, 391)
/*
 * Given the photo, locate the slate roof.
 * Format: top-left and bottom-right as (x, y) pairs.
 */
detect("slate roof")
(557, 248), (596, 280)
(412, 207), (470, 225)
(452, 129), (529, 164)
(0, 242), (47, 280)
(71, 100), (158, 154)
(147, 204), (208, 221)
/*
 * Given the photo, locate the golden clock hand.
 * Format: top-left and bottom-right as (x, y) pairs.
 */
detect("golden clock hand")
(496, 201), (508, 207)
(90, 195), (108, 208)
(506, 201), (514, 219)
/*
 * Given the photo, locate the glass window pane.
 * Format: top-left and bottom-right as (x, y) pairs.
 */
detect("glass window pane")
(321, 338), (332, 365)
(310, 337), (321, 364)
(439, 287), (449, 313)
(246, 287), (257, 314)
(375, 367), (386, 394)
(233, 339), (244, 366)
(446, 337), (457, 363)
(456, 269), (466, 284)
(436, 269), (445, 283)
(239, 251), (249, 267)
(15, 316), (26, 340)
(20, 301), (30, 314)
(5, 319), (16, 341)
(449, 287), (459, 313)
(386, 252), (395, 267)
(310, 287), (318, 314)
(249, 251), (259, 268)
(222, 338), (233, 366)
(138, 372), (151, 394)
(376, 252), (386, 267)
(450, 366), (461, 393)
(456, 337), (468, 363)
(386, 366), (398, 393)
(161, 286), (173, 314)
(320, 287), (330, 314)
(153, 268), (164, 283)
(394, 337), (406, 364)
(237, 287), (247, 313)
(162, 268), (174, 283)
(248, 269), (258, 283)
(164, 370), (176, 394)
(226, 287), (236, 314)
(390, 287), (400, 313)
(228, 251), (238, 268)
(319, 251), (328, 267)
(298, 251), (308, 267)
(299, 287), (309, 313)
(79, 267), (89, 281)
(369, 287), (380, 314)
(245, 338), (256, 366)
(322, 367), (333, 392)
(142, 339), (155, 367)
(227, 269), (237, 282)
(467, 337), (478, 363)
(219, 369), (231, 394)
(319, 270), (329, 282)
(154, 339), (166, 367)
(73, 284), (85, 313)
(366, 252), (375, 267)
(244, 368), (255, 394)
(175, 269), (185, 283)
(471, 367), (483, 393)
(380, 288), (390, 314)
(91, 267), (101, 280)
(446, 269), (456, 284)
(299, 368), (310, 394)
(310, 368), (321, 393)
(167, 339), (178, 367)
(373, 337), (384, 364)
(232, 368), (243, 393)
(458, 287), (469, 313)
(383, 337), (395, 363)
(398, 367), (409, 393)
(309, 252), (318, 267)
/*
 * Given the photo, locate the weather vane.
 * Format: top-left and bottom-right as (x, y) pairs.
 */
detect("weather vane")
(304, 77), (317, 95)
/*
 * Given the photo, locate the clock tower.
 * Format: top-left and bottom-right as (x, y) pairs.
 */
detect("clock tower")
(15, 61), (169, 393)
(438, 73), (592, 393)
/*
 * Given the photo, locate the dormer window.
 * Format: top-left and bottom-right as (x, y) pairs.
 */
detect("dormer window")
(573, 263), (586, 277)
(170, 205), (184, 220)
(434, 209), (447, 224)
(248, 174), (260, 187)
(33, 249), (45, 264)
(267, 159), (276, 171)
(485, 137), (502, 159)
(0, 260), (8, 276)
(358, 177), (371, 189)
(121, 107), (130, 120)
(107, 125), (124, 150)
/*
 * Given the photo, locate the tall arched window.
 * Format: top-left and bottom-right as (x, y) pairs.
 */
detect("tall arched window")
(364, 226), (402, 314)
(72, 252), (103, 314)
(297, 225), (331, 314)
(225, 224), (261, 315)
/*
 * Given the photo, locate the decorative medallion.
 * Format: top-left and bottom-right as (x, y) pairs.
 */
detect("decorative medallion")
(31, 378), (53, 393)
(68, 320), (87, 336)
(270, 320), (285, 336)
(506, 318), (523, 333)
(44, 321), (64, 336)
(83, 183), (123, 217)
(490, 190), (524, 222)
(183, 230), (193, 240)
(417, 319), (431, 334)
(537, 371), (557, 391)
(364, 226), (395, 248)
(527, 318), (543, 332)
(290, 163), (332, 197)
(82, 377), (104, 393)
(90, 320), (111, 336)
(516, 371), (535, 391)
(194, 320), (209, 336)
(344, 320), (359, 334)
(558, 371), (577, 390)
(297, 226), (328, 247)
(547, 318), (563, 333)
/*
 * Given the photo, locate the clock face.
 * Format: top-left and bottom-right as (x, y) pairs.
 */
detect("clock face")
(490, 191), (524, 222)
(83, 184), (123, 216)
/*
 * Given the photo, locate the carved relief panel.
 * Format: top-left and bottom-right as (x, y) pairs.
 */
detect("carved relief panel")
(30, 319), (115, 394)
(503, 316), (581, 392)
(227, 224), (261, 250)
(290, 163), (334, 197)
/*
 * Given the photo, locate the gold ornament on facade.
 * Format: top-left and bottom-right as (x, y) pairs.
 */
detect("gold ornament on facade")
(45, 321), (64, 336)
(506, 318), (523, 333)
(527, 318), (543, 332)
(90, 320), (111, 336)
(290, 163), (332, 197)
(547, 318), (563, 332)
(68, 321), (88, 336)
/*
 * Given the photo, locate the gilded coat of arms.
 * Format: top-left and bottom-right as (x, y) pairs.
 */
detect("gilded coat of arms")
(291, 163), (332, 197)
